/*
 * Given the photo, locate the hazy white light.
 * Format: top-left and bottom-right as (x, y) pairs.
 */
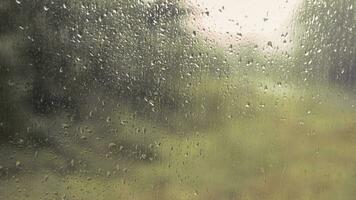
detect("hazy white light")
(189, 0), (301, 48)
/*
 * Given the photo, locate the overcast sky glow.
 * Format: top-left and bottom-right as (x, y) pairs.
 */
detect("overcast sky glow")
(188, 0), (301, 48)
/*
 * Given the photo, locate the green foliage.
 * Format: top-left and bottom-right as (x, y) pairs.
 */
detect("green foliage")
(1, 1), (356, 199)
(294, 0), (356, 87)
(0, 0), (229, 162)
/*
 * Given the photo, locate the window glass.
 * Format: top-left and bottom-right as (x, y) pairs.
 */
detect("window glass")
(0, 0), (355, 199)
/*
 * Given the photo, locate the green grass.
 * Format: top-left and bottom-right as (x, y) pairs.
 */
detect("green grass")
(1, 76), (356, 200)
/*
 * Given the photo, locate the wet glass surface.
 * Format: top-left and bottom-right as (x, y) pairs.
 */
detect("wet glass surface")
(0, 0), (356, 199)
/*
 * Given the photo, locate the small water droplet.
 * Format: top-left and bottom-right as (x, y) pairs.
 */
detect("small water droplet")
(194, 190), (199, 196)
(16, 161), (21, 168)
(108, 143), (117, 149)
(44, 175), (49, 182)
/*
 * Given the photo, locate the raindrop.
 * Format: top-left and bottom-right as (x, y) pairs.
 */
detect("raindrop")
(194, 190), (199, 196)
(44, 175), (49, 182)
(108, 142), (117, 149)
(15, 161), (21, 168)
(62, 123), (69, 129)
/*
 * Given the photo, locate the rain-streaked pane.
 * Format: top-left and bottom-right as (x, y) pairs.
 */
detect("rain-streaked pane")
(0, 0), (355, 199)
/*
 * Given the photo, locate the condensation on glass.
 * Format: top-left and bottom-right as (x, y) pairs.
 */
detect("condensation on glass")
(0, 0), (355, 199)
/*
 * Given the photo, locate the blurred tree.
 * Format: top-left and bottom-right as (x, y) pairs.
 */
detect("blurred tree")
(0, 0), (229, 150)
(295, 0), (356, 87)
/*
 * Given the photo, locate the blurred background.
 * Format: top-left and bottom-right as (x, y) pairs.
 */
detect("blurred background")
(0, 0), (355, 199)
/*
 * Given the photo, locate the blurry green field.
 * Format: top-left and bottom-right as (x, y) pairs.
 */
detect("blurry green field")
(1, 76), (356, 200)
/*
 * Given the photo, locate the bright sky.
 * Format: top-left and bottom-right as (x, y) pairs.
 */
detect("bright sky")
(188, 0), (301, 49)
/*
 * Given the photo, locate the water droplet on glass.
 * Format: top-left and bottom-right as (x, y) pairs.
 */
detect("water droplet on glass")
(108, 143), (117, 149)
(16, 161), (21, 168)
